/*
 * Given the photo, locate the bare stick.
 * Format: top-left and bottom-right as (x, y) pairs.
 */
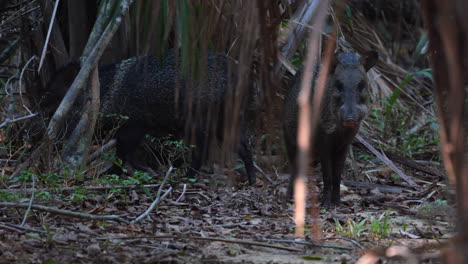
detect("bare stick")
(254, 164), (274, 184)
(260, 238), (353, 251)
(0, 202), (129, 223)
(86, 139), (117, 164)
(130, 187), (172, 224)
(98, 235), (302, 252)
(1, 57), (37, 129)
(2, 223), (47, 234)
(10, 142), (45, 180)
(20, 173), (35, 226)
(19, 56), (36, 115)
(38, 0), (60, 71)
(176, 184), (187, 202)
(356, 134), (416, 186)
(131, 167), (173, 224)
(184, 236), (302, 252)
(2, 184), (162, 194)
(321, 236), (364, 249)
(0, 113), (36, 129)
(156, 166), (173, 200)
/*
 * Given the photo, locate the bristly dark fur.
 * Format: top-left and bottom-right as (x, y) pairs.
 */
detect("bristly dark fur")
(42, 50), (256, 185)
(283, 51), (378, 207)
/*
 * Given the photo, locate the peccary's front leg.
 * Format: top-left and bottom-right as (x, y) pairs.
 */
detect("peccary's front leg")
(238, 130), (256, 185)
(114, 120), (147, 172)
(320, 149), (334, 208)
(330, 145), (349, 206)
(185, 127), (208, 178)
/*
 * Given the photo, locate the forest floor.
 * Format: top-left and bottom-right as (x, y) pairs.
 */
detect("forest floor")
(0, 145), (453, 264)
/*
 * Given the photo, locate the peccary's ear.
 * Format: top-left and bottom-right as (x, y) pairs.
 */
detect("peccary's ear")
(360, 51), (378, 71)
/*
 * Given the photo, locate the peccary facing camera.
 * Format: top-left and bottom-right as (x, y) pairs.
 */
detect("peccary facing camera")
(43, 50), (256, 184)
(283, 51), (378, 207)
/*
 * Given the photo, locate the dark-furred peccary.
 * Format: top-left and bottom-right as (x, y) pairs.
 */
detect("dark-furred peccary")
(42, 50), (256, 185)
(283, 50), (378, 207)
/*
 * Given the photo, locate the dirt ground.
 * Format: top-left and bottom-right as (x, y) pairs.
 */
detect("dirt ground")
(0, 152), (453, 263)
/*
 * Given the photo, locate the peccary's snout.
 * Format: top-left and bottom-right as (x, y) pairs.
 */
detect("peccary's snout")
(339, 101), (366, 128)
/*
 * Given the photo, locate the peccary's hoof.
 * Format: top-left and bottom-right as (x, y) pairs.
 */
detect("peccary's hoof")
(331, 195), (341, 207)
(321, 196), (340, 209)
(107, 164), (124, 175)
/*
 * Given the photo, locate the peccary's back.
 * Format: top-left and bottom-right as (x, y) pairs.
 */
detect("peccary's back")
(283, 65), (321, 152)
(99, 50), (230, 132)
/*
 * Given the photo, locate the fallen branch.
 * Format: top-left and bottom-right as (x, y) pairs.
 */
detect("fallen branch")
(20, 172), (35, 226)
(175, 184), (187, 202)
(356, 134), (417, 186)
(260, 238), (353, 251)
(10, 141), (45, 180)
(342, 179), (418, 194)
(0, 202), (129, 223)
(98, 235), (302, 252)
(2, 184), (162, 194)
(131, 167), (173, 224)
(254, 164), (274, 184)
(321, 236), (364, 249)
(86, 139), (117, 164)
(183, 236), (302, 252)
(383, 151), (445, 178)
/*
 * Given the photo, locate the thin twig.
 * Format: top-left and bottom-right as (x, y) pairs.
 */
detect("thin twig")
(3, 223), (47, 234)
(254, 164), (274, 184)
(86, 139), (117, 164)
(321, 236), (365, 249)
(20, 173), (35, 226)
(130, 186), (172, 224)
(356, 134), (416, 186)
(0, 202), (129, 223)
(176, 184), (187, 202)
(131, 167), (173, 224)
(38, 0), (59, 71)
(156, 166), (173, 200)
(203, 222), (248, 228)
(0, 113), (36, 128)
(184, 236), (302, 252)
(10, 142), (45, 180)
(260, 238), (353, 251)
(2, 184), (162, 194)
(19, 56), (36, 115)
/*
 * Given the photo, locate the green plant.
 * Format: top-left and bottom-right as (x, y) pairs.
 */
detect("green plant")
(369, 210), (392, 239)
(36, 191), (52, 201)
(369, 69), (439, 159)
(38, 173), (63, 185)
(334, 218), (367, 239)
(358, 154), (372, 160)
(0, 190), (18, 201)
(144, 134), (192, 172)
(69, 189), (90, 205)
(11, 169), (36, 183)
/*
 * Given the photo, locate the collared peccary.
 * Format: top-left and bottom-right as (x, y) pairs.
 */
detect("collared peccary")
(283, 50), (378, 207)
(41, 50), (256, 185)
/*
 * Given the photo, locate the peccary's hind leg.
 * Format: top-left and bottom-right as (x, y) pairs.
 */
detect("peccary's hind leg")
(284, 127), (298, 199)
(185, 128), (208, 178)
(113, 121), (147, 172)
(238, 130), (256, 185)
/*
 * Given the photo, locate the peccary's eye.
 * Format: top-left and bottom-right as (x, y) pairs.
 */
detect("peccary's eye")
(335, 81), (344, 92)
(358, 81), (365, 91)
